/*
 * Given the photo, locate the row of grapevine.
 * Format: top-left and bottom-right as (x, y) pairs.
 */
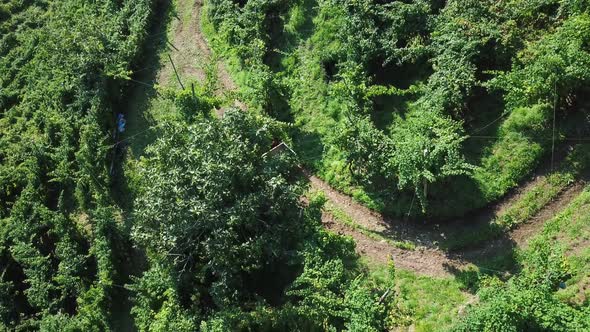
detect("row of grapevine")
(0, 0), (157, 329)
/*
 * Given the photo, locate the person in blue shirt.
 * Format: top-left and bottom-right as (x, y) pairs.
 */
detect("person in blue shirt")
(117, 113), (126, 133)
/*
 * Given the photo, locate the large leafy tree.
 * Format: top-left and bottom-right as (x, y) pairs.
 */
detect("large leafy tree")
(131, 111), (389, 330)
(132, 110), (302, 309)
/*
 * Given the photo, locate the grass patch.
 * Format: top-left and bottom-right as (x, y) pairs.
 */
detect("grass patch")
(365, 261), (467, 332)
(441, 224), (504, 252)
(535, 187), (590, 305)
(442, 144), (590, 251)
(496, 172), (574, 228)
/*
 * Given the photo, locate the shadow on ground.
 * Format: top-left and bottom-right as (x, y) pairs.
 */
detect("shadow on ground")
(107, 1), (174, 331)
(110, 0), (174, 209)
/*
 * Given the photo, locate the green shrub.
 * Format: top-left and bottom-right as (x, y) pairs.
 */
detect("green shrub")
(454, 241), (590, 331)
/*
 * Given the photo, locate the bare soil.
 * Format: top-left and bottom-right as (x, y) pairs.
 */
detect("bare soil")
(158, 0), (236, 93)
(312, 173), (585, 277)
(323, 215), (461, 278)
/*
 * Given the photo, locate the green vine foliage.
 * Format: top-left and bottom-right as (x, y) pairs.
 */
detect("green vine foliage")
(205, 0), (590, 217)
(0, 0), (156, 329)
(454, 240), (590, 331)
(3, 0), (590, 330)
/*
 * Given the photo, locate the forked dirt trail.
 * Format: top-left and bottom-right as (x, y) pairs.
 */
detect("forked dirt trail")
(312, 172), (586, 277)
(168, 0), (587, 278)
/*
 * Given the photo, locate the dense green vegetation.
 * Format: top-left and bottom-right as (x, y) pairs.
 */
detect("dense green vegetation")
(456, 188), (590, 331)
(455, 241), (590, 331)
(0, 2), (402, 330)
(3, 0), (590, 330)
(127, 109), (412, 331)
(205, 0), (590, 217)
(0, 0), (156, 329)
(202, 0), (590, 329)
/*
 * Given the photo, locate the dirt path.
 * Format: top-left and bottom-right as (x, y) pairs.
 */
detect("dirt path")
(313, 173), (463, 277)
(510, 182), (585, 247)
(162, 0), (587, 279)
(323, 215), (456, 276)
(158, 0), (236, 92)
(316, 174), (585, 277)
(309, 175), (435, 245)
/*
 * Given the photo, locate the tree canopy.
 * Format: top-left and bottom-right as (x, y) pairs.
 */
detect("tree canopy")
(129, 111), (392, 331)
